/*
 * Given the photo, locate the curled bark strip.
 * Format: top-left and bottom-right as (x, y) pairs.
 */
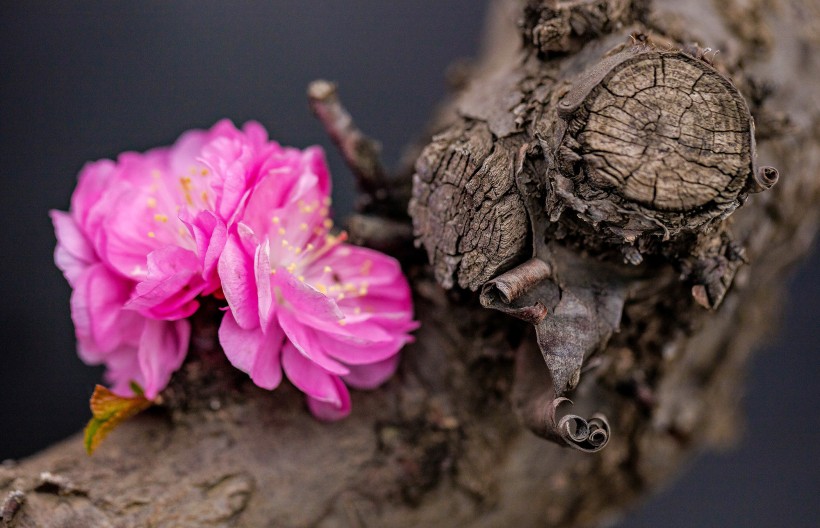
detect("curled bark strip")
(308, 80), (388, 201)
(512, 338), (610, 453)
(750, 166), (779, 193)
(555, 401), (611, 453)
(482, 258), (552, 303)
(480, 259), (558, 324)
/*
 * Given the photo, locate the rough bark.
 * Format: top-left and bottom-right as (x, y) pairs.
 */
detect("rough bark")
(3, 0), (819, 527)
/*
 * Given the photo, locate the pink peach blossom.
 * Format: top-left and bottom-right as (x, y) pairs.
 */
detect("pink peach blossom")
(53, 119), (417, 418)
(217, 156), (417, 420)
(52, 120), (269, 398)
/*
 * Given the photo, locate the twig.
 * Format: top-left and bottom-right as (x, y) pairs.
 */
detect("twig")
(308, 80), (389, 202)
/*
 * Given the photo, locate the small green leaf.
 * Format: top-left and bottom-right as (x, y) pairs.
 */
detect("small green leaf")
(84, 385), (152, 455)
(129, 380), (145, 398)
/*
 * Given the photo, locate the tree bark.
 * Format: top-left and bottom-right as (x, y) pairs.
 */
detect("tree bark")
(3, 0), (819, 526)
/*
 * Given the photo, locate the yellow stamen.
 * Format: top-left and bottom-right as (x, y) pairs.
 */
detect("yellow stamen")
(154, 214), (168, 223)
(179, 177), (193, 205)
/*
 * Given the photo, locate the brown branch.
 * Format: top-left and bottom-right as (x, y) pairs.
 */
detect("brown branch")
(3, 1), (819, 526)
(308, 80), (390, 205)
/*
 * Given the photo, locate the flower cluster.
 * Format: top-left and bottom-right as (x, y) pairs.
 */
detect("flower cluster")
(51, 120), (417, 419)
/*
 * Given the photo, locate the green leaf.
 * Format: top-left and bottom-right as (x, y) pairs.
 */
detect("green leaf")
(83, 385), (152, 455)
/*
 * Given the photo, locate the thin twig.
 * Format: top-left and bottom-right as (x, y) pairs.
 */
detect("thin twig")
(308, 80), (389, 201)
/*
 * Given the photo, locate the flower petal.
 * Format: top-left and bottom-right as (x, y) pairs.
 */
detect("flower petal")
(71, 263), (141, 354)
(318, 331), (408, 365)
(255, 240), (274, 329)
(306, 376), (351, 421)
(281, 341), (344, 406)
(251, 322), (285, 391)
(127, 246), (204, 320)
(137, 318), (190, 399)
(181, 209), (227, 292)
(219, 308), (284, 390)
(218, 228), (259, 329)
(278, 308), (348, 376)
(101, 340), (145, 397)
(50, 210), (96, 286)
(343, 354), (402, 390)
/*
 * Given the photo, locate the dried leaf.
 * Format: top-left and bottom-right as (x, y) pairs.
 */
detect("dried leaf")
(84, 384), (152, 455)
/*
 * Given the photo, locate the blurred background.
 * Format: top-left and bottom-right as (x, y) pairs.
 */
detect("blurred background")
(1, 2), (817, 526)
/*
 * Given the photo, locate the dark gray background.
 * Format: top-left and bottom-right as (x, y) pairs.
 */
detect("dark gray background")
(1, 2), (817, 526)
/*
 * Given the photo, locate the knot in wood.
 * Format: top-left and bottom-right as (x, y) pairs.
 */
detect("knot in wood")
(553, 50), (758, 237)
(409, 123), (530, 291)
(521, 0), (644, 55)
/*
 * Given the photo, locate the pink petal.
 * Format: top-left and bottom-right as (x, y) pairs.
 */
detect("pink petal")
(50, 210), (96, 287)
(306, 376), (351, 421)
(255, 240), (273, 328)
(71, 159), (117, 231)
(218, 309), (284, 390)
(317, 244), (406, 289)
(199, 124), (263, 221)
(251, 322), (285, 390)
(274, 270), (343, 323)
(318, 331), (407, 365)
(102, 340), (145, 397)
(218, 309), (256, 373)
(97, 184), (161, 278)
(281, 342), (344, 406)
(71, 263), (140, 353)
(278, 309), (349, 376)
(218, 228), (259, 329)
(181, 210), (227, 290)
(127, 246), (203, 320)
(137, 318), (190, 399)
(343, 354), (402, 390)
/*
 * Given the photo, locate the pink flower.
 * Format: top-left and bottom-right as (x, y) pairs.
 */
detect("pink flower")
(217, 152), (418, 420)
(53, 119), (418, 418)
(51, 120), (268, 398)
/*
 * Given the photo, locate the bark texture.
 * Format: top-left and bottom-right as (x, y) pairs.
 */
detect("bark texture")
(3, 0), (820, 526)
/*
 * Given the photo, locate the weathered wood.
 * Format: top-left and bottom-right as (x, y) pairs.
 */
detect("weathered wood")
(2, 0), (819, 526)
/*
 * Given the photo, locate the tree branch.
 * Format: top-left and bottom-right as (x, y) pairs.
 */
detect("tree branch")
(3, 1), (819, 526)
